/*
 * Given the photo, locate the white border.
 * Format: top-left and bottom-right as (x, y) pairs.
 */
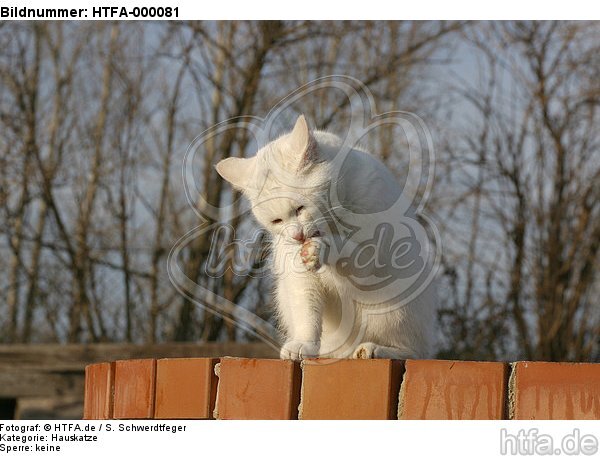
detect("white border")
(3, 0), (599, 20)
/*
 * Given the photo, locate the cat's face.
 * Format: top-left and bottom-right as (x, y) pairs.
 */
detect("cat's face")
(216, 115), (328, 244)
(250, 192), (321, 243)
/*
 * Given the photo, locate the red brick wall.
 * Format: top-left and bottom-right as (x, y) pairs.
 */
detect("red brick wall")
(84, 357), (600, 420)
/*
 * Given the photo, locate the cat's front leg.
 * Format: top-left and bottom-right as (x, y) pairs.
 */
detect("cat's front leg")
(278, 282), (322, 360)
(276, 266), (323, 360)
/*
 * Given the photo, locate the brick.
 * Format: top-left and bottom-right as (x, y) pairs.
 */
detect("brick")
(299, 359), (404, 420)
(214, 358), (301, 419)
(511, 362), (600, 419)
(399, 359), (508, 419)
(154, 358), (218, 419)
(83, 362), (114, 419)
(113, 359), (156, 419)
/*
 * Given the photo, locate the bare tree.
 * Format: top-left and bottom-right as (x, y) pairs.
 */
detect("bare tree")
(437, 21), (600, 361)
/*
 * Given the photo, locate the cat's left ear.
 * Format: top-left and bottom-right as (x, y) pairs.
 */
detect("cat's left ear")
(289, 114), (317, 171)
(215, 156), (255, 191)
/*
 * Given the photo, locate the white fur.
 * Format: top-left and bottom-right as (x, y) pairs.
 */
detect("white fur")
(216, 115), (436, 360)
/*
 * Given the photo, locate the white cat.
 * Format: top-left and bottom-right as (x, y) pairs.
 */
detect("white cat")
(216, 115), (436, 360)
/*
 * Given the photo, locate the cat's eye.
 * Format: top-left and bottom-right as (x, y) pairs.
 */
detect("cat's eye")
(296, 206), (305, 216)
(271, 218), (283, 225)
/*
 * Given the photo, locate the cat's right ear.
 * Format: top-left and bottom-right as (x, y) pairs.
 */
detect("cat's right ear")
(289, 114), (317, 171)
(215, 157), (253, 190)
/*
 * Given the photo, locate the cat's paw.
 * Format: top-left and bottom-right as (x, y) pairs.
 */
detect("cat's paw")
(280, 340), (320, 360)
(352, 343), (415, 359)
(300, 238), (324, 272)
(352, 342), (378, 359)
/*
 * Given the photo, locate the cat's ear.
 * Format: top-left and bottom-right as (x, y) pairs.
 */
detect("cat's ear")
(215, 157), (254, 190)
(289, 114), (317, 171)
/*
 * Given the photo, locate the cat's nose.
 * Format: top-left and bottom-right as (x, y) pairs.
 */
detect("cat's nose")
(291, 231), (305, 243)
